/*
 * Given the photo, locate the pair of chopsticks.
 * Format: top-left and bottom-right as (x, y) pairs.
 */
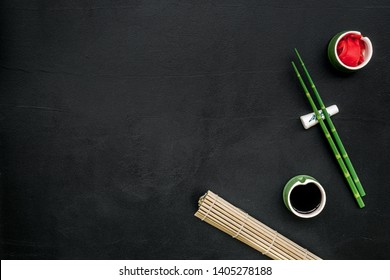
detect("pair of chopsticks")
(291, 49), (366, 208)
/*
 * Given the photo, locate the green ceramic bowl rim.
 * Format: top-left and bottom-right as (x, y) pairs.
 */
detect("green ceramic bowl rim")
(283, 175), (326, 218)
(328, 30), (373, 71)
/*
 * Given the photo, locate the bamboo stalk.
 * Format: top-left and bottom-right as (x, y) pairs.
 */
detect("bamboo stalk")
(291, 61), (364, 208)
(195, 191), (321, 260)
(294, 48), (365, 197)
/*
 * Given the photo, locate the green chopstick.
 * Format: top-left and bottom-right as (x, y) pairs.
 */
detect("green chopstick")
(291, 61), (365, 208)
(294, 48), (366, 197)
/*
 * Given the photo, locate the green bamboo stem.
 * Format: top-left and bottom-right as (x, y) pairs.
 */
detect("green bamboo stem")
(291, 61), (365, 208)
(294, 49), (366, 197)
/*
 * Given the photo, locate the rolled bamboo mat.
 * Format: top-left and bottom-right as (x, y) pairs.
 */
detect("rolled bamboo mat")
(194, 190), (321, 260)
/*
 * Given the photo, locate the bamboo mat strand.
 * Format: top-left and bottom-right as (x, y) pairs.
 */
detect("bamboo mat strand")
(194, 191), (321, 260)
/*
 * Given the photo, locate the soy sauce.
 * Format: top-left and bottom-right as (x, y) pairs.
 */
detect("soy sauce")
(290, 183), (322, 213)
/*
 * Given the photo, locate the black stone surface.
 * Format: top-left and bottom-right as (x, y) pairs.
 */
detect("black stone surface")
(1, 0), (389, 259)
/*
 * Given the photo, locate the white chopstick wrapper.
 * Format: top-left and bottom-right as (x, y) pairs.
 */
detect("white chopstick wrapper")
(300, 105), (339, 130)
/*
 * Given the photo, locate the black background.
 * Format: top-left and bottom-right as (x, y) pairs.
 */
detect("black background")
(1, 0), (389, 260)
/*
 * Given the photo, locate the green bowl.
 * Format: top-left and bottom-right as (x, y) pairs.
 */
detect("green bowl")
(327, 30), (373, 72)
(283, 175), (326, 218)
